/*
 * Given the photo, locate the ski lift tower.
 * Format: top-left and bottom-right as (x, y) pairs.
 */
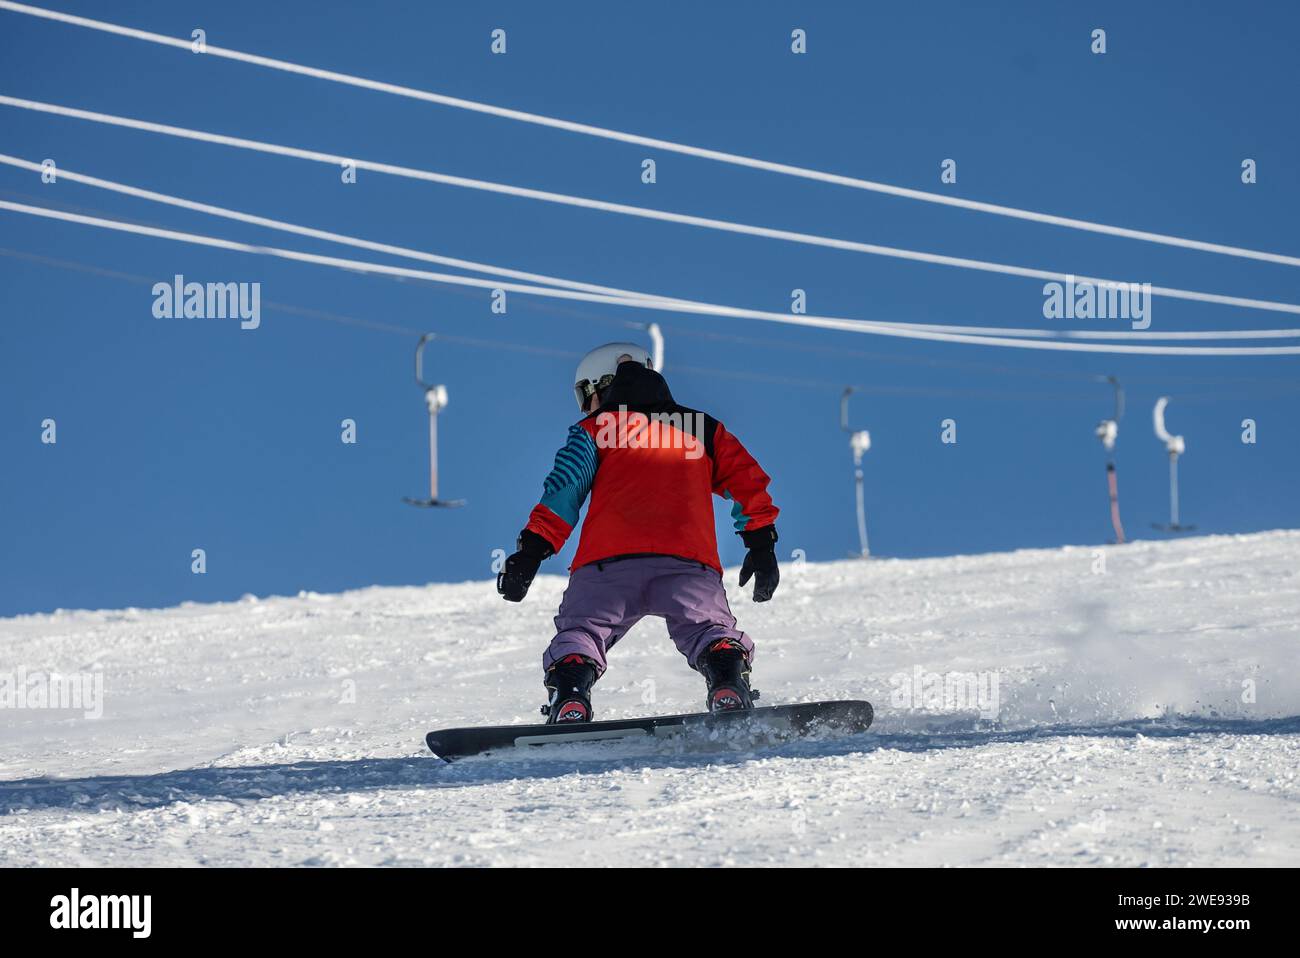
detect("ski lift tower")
(841, 387), (871, 558)
(1094, 376), (1126, 544)
(1152, 396), (1193, 532)
(403, 333), (465, 508)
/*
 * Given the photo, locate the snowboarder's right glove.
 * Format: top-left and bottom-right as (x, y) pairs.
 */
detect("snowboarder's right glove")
(738, 526), (779, 602)
(497, 530), (554, 602)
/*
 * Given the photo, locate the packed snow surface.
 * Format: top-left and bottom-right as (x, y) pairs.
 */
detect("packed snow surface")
(3, 531), (1298, 867)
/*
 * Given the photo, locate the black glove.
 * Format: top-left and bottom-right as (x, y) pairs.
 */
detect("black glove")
(738, 526), (779, 602)
(497, 530), (554, 602)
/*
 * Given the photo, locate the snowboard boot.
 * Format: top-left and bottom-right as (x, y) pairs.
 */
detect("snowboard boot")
(696, 638), (757, 712)
(541, 654), (598, 724)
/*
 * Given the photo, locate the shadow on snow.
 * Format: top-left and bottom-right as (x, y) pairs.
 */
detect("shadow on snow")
(3, 715), (1297, 815)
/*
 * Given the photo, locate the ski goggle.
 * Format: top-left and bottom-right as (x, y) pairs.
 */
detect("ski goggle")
(574, 374), (617, 410)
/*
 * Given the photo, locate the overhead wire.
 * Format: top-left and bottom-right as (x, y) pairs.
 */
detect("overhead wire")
(0, 245), (1151, 401)
(4, 0), (1299, 270)
(4, 153), (1296, 344)
(9, 245), (1300, 407)
(6, 198), (1300, 356)
(4, 96), (1300, 321)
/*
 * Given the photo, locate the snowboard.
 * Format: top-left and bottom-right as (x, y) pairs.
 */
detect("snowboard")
(426, 699), (873, 760)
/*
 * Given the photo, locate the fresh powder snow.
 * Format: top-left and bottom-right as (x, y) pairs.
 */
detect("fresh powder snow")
(2, 531), (1297, 867)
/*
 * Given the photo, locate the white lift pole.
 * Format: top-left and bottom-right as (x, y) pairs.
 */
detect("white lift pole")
(1152, 396), (1192, 532)
(647, 322), (664, 372)
(841, 387), (871, 558)
(1094, 376), (1126, 544)
(403, 333), (465, 508)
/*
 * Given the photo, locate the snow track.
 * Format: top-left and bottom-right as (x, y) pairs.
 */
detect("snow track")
(2, 532), (1298, 866)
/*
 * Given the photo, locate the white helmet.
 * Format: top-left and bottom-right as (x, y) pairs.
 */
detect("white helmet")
(573, 342), (653, 409)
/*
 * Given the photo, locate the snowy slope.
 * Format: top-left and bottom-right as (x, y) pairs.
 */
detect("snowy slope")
(2, 531), (1298, 867)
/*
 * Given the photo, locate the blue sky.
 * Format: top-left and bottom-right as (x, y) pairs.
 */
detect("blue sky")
(2, 0), (1298, 616)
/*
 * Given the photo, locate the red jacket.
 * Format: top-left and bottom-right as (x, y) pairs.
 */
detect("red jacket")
(525, 362), (778, 572)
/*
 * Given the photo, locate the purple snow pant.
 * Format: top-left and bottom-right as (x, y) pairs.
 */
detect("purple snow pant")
(542, 555), (753, 678)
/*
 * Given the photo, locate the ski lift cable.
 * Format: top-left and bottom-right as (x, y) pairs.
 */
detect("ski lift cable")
(0, 243), (1115, 395)
(4, 242), (1299, 401)
(6, 197), (1300, 358)
(9, 178), (1300, 365)
(7, 198), (1300, 356)
(4, 0), (1299, 270)
(0, 246), (1111, 401)
(5, 97), (1300, 321)
(6, 153), (1295, 344)
(644, 323), (1300, 386)
(0, 242), (1050, 369)
(0, 154), (683, 307)
(18, 241), (1299, 395)
(0, 246), (1190, 395)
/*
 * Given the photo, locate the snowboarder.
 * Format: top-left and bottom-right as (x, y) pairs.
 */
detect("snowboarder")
(497, 342), (780, 723)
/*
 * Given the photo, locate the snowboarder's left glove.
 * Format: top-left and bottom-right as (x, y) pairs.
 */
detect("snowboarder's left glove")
(738, 526), (779, 602)
(497, 530), (554, 602)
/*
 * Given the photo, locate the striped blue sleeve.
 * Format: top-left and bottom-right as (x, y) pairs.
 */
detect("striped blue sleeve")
(538, 425), (599, 527)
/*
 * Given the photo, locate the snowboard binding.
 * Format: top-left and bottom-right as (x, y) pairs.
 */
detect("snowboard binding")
(697, 639), (758, 712)
(541, 654), (598, 724)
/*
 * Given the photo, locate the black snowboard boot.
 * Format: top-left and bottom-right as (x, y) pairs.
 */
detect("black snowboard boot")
(542, 654), (598, 724)
(697, 638), (756, 712)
